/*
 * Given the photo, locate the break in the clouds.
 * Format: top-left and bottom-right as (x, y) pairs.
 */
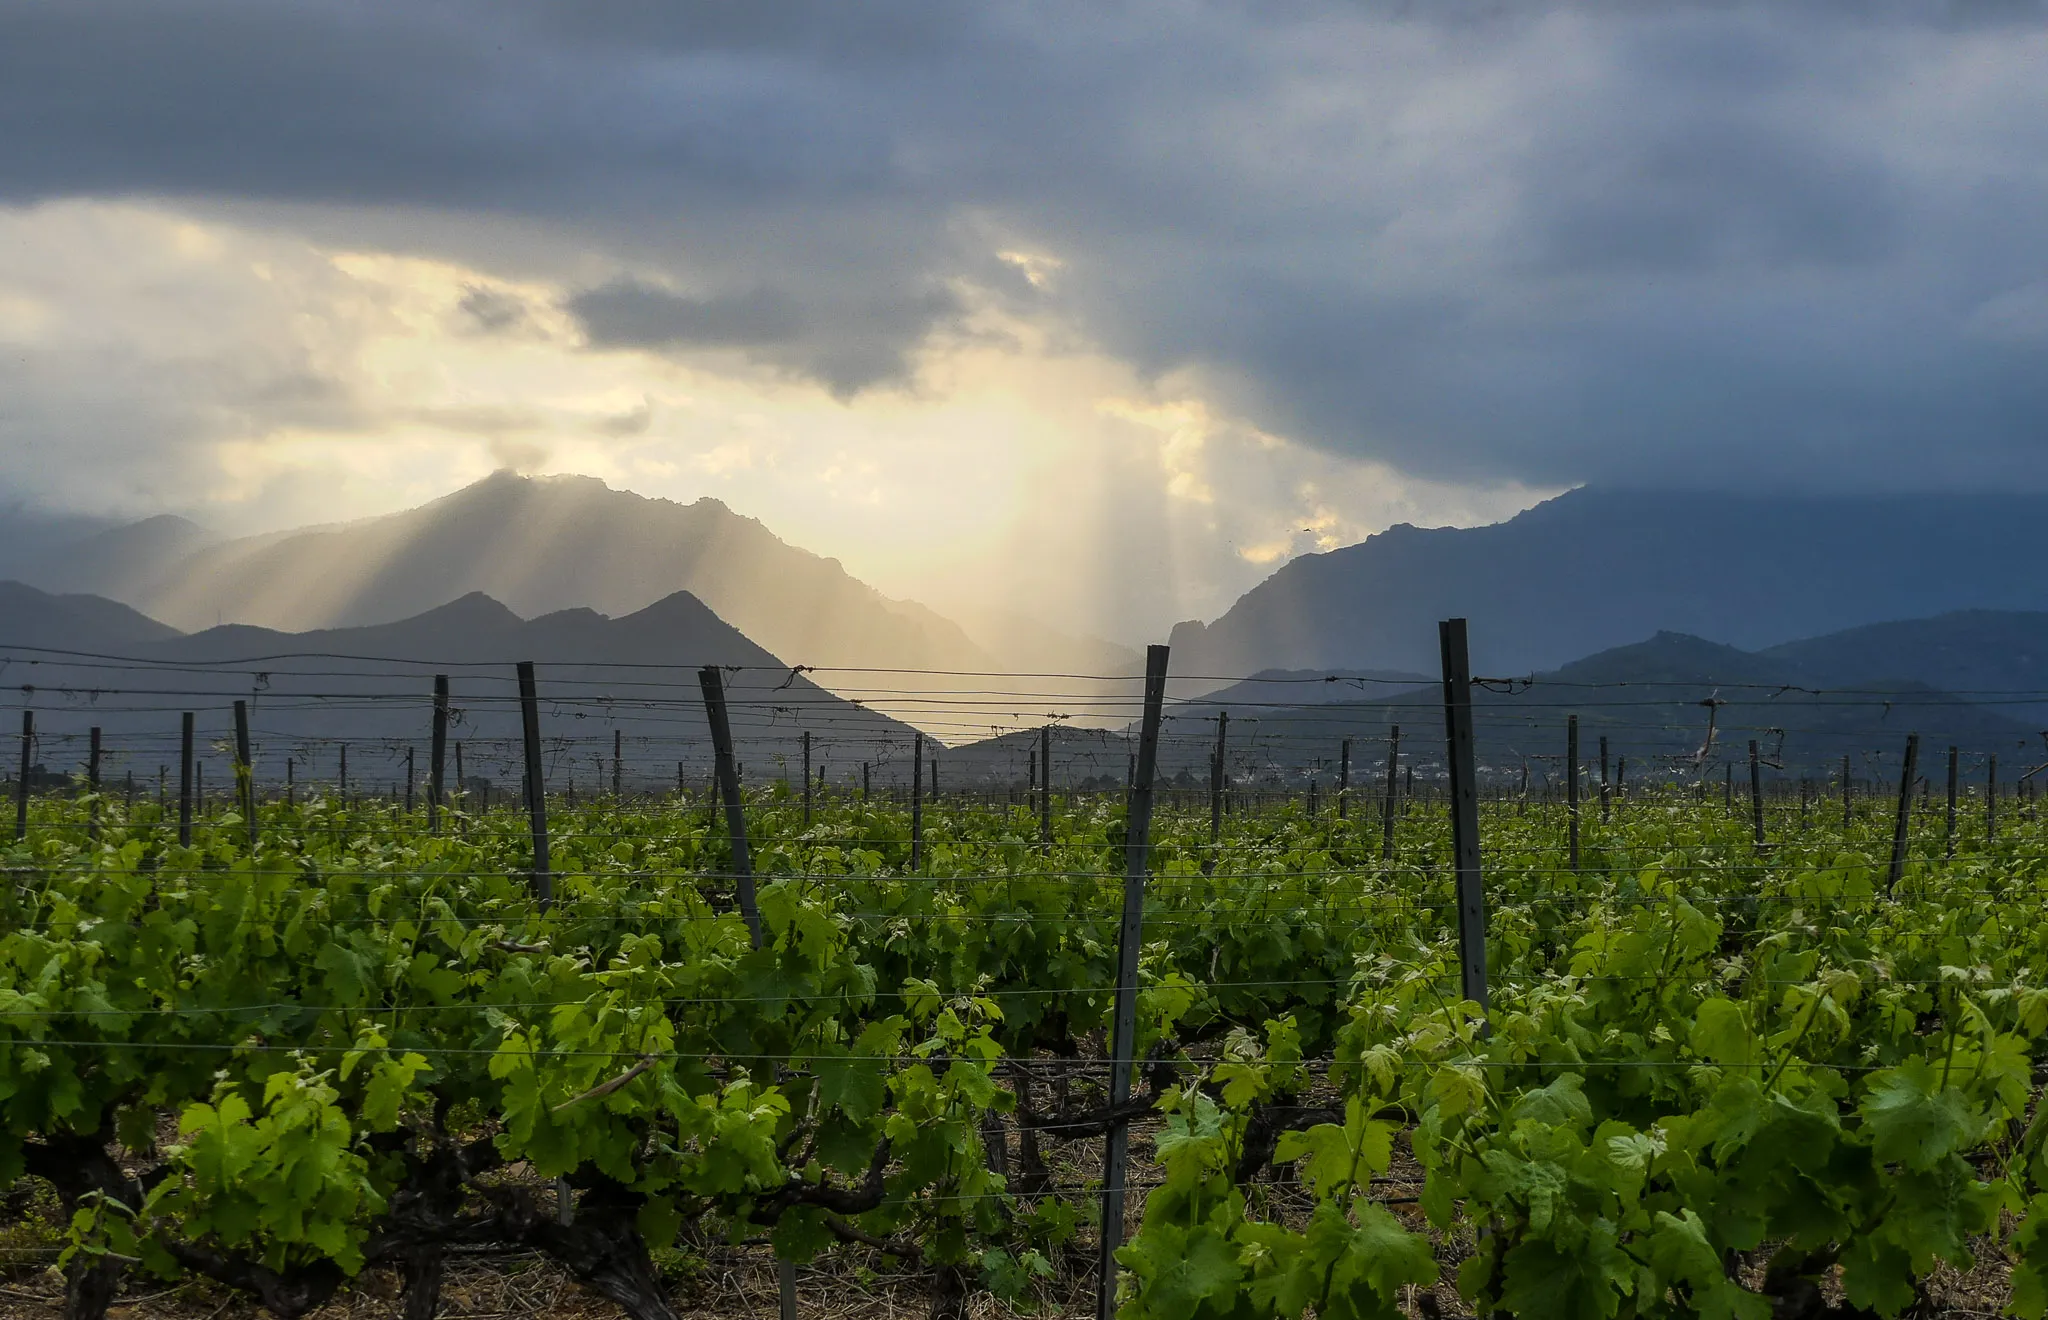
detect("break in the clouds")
(0, 0), (2045, 631)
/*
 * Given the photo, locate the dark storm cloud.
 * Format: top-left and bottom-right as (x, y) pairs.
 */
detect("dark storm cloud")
(571, 280), (802, 349)
(457, 286), (531, 334)
(562, 276), (961, 393)
(3, 0), (2047, 485)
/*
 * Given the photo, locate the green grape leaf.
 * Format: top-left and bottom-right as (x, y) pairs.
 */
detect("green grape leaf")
(1691, 1000), (1759, 1070)
(1241, 1220), (1316, 1315)
(1276, 1124), (1356, 1199)
(1308, 1201), (1436, 1320)
(1644, 1210), (1768, 1320)
(813, 1048), (887, 1123)
(637, 1195), (684, 1252)
(1859, 1057), (1984, 1171)
(1976, 1031), (2033, 1121)
(771, 1206), (836, 1263)
(1508, 1073), (1594, 1131)
(1838, 1235), (1916, 1317)
(982, 1246), (1055, 1302)
(1427, 1064), (1488, 1119)
(1678, 1077), (1769, 1164)
(1878, 1161), (1999, 1275)
(1644, 1206), (1719, 1281)
(811, 1113), (880, 1179)
(1114, 1221), (1243, 1317)
(2009, 1194), (2048, 1320)
(1213, 1060), (1266, 1110)
(1419, 1168), (1460, 1228)
(314, 942), (374, 1005)
(359, 1052), (428, 1132)
(1496, 1224), (1631, 1320)
(1479, 1147), (1572, 1235)
(1153, 1093), (1228, 1179)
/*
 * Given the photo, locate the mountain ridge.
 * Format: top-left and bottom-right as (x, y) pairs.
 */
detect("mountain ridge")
(11, 472), (1001, 676)
(1170, 487), (2048, 683)
(1761, 610), (2048, 717)
(0, 580), (923, 785)
(1125, 625), (2042, 784)
(9, 578), (2047, 788)
(0, 579), (186, 653)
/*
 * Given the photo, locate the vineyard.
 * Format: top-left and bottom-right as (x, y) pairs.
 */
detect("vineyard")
(4, 634), (2048, 1320)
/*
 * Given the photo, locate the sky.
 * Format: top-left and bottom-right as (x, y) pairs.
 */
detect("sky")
(1, 1), (2045, 640)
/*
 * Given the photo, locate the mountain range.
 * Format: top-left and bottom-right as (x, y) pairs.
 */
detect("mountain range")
(1168, 488), (2048, 682)
(0, 582), (923, 793)
(19, 472), (1002, 673)
(9, 577), (2048, 792)
(1158, 626), (2048, 788)
(2, 472), (1153, 731)
(11, 477), (2048, 763)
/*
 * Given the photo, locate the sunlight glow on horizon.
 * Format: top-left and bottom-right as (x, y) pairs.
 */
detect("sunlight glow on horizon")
(0, 199), (1554, 642)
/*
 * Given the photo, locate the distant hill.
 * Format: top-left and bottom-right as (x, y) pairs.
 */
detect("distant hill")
(944, 625), (2045, 789)
(15, 579), (2040, 795)
(1761, 610), (2048, 722)
(19, 472), (997, 674)
(1181, 667), (1434, 708)
(1488, 630), (2035, 779)
(1180, 629), (2036, 785)
(23, 514), (213, 606)
(0, 583), (925, 791)
(0, 504), (130, 584)
(1168, 488), (2048, 685)
(0, 579), (184, 652)
(2, 473), (1148, 726)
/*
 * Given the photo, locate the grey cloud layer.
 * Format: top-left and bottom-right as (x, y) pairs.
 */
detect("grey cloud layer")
(4, 0), (2047, 486)
(572, 282), (804, 349)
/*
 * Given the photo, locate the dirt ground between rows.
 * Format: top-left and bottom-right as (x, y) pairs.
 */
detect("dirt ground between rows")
(0, 1137), (2022, 1320)
(0, 1242), (2021, 1320)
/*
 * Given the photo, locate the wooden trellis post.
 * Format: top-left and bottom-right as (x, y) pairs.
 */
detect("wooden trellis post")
(1096, 644), (1170, 1320)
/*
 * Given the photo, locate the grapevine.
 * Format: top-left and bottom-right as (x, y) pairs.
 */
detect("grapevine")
(0, 765), (2043, 1319)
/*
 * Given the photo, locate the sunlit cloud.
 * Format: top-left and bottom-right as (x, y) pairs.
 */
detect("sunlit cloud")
(0, 198), (1549, 641)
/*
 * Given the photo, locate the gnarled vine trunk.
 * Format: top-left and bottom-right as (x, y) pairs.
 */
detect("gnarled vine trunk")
(491, 1180), (680, 1320)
